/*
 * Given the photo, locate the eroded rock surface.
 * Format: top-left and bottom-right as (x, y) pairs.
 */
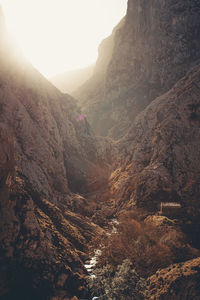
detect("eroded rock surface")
(148, 257), (200, 299)
(109, 65), (200, 250)
(110, 65), (200, 208)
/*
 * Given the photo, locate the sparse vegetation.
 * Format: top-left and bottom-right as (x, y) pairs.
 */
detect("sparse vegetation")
(87, 259), (148, 300)
(95, 210), (199, 278)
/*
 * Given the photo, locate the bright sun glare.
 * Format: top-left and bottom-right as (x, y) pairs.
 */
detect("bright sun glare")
(0, 0), (127, 77)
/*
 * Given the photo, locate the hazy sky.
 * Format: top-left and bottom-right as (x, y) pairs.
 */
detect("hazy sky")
(0, 0), (127, 77)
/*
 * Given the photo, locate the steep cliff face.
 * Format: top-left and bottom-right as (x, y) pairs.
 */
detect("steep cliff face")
(0, 51), (103, 197)
(89, 65), (200, 298)
(0, 8), (105, 299)
(76, 0), (200, 139)
(109, 64), (200, 243)
(73, 18), (125, 124)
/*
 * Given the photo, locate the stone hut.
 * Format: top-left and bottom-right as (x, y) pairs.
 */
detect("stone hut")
(159, 202), (182, 218)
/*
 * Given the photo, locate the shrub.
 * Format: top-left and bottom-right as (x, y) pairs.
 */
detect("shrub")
(87, 259), (148, 300)
(98, 211), (174, 277)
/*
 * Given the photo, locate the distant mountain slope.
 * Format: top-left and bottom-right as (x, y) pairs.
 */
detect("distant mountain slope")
(73, 18), (125, 110)
(75, 0), (200, 139)
(50, 64), (94, 94)
(51, 18), (125, 98)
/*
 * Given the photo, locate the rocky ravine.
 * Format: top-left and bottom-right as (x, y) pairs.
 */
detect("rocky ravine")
(1, 2), (200, 300)
(75, 0), (200, 139)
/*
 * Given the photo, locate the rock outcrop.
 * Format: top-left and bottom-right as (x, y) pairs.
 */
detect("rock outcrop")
(76, 0), (200, 139)
(148, 257), (200, 299)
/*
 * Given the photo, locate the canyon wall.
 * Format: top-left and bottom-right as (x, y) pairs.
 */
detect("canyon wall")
(109, 64), (200, 248)
(0, 9), (105, 299)
(76, 0), (200, 139)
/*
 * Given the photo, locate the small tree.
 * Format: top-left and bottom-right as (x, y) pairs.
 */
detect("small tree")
(111, 259), (148, 299)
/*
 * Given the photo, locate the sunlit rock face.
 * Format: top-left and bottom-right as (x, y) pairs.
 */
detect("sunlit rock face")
(76, 0), (200, 139)
(0, 8), (105, 299)
(109, 64), (200, 246)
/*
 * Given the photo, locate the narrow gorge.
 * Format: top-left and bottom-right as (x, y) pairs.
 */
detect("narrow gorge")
(0, 1), (200, 299)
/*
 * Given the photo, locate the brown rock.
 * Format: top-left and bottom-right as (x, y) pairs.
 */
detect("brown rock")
(148, 257), (200, 299)
(110, 64), (200, 222)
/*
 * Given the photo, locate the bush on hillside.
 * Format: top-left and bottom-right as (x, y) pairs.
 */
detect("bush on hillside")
(87, 259), (148, 300)
(98, 213), (174, 277)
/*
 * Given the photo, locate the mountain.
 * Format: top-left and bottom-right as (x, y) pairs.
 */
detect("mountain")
(51, 18), (125, 98)
(110, 64), (200, 227)
(74, 0), (200, 297)
(75, 0), (200, 139)
(1, 1), (200, 299)
(50, 64), (94, 94)
(0, 8), (107, 299)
